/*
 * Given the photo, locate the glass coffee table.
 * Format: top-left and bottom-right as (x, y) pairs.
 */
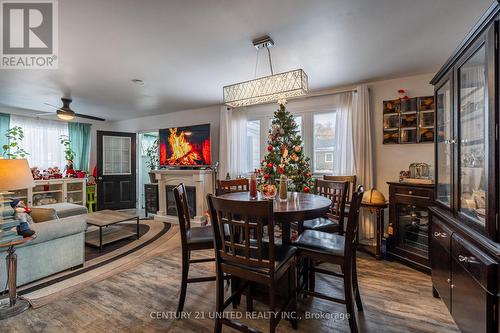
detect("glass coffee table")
(85, 210), (140, 251)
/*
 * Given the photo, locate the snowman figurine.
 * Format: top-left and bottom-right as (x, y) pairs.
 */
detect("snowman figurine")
(10, 199), (35, 237)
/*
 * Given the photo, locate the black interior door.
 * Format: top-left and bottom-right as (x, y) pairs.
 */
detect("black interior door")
(97, 131), (136, 210)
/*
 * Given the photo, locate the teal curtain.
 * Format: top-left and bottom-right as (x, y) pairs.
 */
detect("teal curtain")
(68, 122), (91, 172)
(0, 113), (10, 156)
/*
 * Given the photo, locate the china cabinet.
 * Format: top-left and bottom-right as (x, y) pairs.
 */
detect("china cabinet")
(430, 3), (500, 332)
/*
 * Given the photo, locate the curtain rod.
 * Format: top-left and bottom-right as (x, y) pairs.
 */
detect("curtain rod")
(305, 87), (357, 98)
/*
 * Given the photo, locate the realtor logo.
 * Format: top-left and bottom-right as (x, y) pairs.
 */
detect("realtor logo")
(1, 0), (58, 68)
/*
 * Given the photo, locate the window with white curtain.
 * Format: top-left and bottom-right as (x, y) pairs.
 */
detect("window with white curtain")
(313, 112), (336, 173)
(10, 115), (69, 170)
(246, 120), (261, 172)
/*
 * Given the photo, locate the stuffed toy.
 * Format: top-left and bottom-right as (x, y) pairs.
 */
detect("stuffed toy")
(10, 199), (35, 237)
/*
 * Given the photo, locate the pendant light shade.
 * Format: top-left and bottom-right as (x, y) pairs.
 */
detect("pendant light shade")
(223, 69), (308, 108)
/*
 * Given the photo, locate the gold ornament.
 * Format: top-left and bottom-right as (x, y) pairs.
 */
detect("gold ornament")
(281, 144), (288, 158)
(294, 146), (301, 153)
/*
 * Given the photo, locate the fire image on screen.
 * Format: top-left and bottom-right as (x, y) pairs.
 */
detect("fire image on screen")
(159, 124), (211, 166)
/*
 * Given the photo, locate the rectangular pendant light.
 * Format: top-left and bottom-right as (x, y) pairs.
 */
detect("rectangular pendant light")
(223, 69), (308, 108)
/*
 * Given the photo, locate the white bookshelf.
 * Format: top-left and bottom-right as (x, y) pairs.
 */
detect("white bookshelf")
(10, 178), (87, 207)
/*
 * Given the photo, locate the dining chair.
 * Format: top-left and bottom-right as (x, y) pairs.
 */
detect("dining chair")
(216, 178), (249, 195)
(174, 183), (219, 317)
(323, 175), (357, 205)
(302, 179), (349, 234)
(207, 194), (298, 333)
(293, 185), (365, 333)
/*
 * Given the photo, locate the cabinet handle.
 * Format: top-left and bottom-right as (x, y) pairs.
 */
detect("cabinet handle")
(408, 191), (413, 195)
(458, 254), (477, 264)
(458, 255), (467, 262)
(451, 284), (455, 289)
(433, 232), (447, 238)
(447, 278), (451, 283)
(444, 139), (450, 145)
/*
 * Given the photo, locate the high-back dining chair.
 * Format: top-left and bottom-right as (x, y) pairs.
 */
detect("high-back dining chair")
(323, 175), (357, 205)
(216, 178), (249, 195)
(207, 194), (298, 333)
(293, 185), (365, 333)
(303, 179), (349, 234)
(173, 183), (218, 316)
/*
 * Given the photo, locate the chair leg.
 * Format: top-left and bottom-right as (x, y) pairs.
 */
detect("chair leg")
(308, 258), (316, 292)
(289, 262), (298, 330)
(176, 250), (190, 316)
(214, 264), (224, 333)
(343, 268), (359, 333)
(352, 257), (363, 312)
(246, 283), (254, 312)
(269, 282), (277, 333)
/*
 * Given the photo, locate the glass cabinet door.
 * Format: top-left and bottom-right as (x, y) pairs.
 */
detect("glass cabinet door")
(396, 204), (429, 259)
(436, 80), (452, 208)
(458, 44), (487, 227)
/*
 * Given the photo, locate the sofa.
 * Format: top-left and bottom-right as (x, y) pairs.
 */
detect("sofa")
(0, 203), (88, 288)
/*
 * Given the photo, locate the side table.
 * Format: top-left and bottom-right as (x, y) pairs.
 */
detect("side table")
(0, 235), (36, 320)
(359, 202), (388, 260)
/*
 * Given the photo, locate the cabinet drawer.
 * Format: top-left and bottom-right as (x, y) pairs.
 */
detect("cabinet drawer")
(451, 234), (497, 293)
(431, 218), (453, 252)
(393, 186), (433, 199)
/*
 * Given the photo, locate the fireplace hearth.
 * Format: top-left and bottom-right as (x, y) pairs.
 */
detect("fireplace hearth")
(166, 185), (196, 217)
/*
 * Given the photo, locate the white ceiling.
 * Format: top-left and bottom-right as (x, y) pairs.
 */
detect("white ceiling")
(0, 0), (492, 121)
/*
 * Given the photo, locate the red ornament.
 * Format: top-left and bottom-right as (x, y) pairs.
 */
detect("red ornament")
(267, 145), (273, 152)
(306, 172), (312, 178)
(264, 174), (270, 179)
(268, 162), (273, 168)
(277, 166), (284, 174)
(257, 168), (261, 174)
(303, 186), (310, 193)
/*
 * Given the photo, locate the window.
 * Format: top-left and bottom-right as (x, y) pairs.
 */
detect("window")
(324, 153), (333, 163)
(313, 112), (336, 173)
(103, 136), (131, 175)
(10, 115), (69, 170)
(246, 120), (261, 172)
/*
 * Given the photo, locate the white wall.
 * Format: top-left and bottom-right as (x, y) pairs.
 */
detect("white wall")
(107, 105), (221, 163)
(368, 73), (435, 197)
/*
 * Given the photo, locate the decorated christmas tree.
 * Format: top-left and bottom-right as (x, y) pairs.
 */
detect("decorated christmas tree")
(259, 101), (313, 192)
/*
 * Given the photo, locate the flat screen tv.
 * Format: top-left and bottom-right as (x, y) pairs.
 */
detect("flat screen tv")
(159, 123), (211, 167)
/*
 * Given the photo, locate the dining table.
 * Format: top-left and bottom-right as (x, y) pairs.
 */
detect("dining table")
(217, 191), (332, 245)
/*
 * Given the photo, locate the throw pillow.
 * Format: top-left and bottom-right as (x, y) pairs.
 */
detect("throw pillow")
(30, 208), (58, 223)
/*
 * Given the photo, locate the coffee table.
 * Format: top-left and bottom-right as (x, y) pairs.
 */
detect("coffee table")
(85, 210), (140, 251)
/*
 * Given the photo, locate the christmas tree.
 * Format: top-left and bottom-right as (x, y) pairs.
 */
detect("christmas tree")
(259, 102), (313, 192)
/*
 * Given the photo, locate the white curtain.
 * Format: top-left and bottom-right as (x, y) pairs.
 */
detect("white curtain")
(332, 92), (354, 175)
(10, 115), (68, 170)
(219, 106), (248, 178)
(352, 85), (374, 239)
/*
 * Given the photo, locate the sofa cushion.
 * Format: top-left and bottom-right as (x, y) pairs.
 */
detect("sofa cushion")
(31, 207), (58, 223)
(26, 215), (87, 246)
(39, 203), (88, 218)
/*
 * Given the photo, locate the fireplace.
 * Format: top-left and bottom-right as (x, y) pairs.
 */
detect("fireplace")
(152, 169), (214, 225)
(166, 185), (196, 217)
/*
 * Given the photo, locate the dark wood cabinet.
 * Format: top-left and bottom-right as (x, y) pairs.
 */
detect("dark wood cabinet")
(144, 184), (159, 217)
(430, 3), (500, 332)
(387, 182), (434, 272)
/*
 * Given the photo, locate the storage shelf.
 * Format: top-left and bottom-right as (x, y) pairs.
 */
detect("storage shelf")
(67, 190), (83, 194)
(33, 190), (63, 194)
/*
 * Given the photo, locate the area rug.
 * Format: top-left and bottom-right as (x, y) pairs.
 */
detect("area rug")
(20, 220), (174, 308)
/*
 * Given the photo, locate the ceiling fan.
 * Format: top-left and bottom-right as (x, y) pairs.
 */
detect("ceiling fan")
(38, 98), (105, 122)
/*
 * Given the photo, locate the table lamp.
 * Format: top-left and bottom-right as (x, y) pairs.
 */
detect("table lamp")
(0, 159), (35, 225)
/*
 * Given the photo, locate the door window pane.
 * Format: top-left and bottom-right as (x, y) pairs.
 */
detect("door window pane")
(436, 81), (452, 207)
(246, 120), (261, 172)
(103, 136), (131, 175)
(459, 45), (486, 226)
(313, 112), (336, 173)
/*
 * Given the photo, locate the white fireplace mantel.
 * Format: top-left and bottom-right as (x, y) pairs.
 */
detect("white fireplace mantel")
(152, 169), (215, 225)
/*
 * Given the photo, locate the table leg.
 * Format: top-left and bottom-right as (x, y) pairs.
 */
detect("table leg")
(0, 246), (31, 319)
(136, 217), (140, 240)
(99, 227), (103, 252)
(7, 246), (17, 306)
(281, 221), (291, 246)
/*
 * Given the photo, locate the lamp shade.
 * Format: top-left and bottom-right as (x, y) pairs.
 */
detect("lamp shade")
(0, 159), (35, 191)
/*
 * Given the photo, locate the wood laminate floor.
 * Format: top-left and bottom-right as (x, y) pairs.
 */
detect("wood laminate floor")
(1, 231), (458, 333)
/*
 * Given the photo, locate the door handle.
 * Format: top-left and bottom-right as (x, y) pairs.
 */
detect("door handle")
(98, 177), (103, 180)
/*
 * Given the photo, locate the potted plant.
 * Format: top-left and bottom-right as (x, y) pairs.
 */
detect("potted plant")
(146, 138), (159, 183)
(59, 135), (76, 177)
(1, 126), (29, 159)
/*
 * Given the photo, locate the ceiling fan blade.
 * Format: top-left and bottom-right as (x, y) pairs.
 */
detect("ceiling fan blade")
(35, 111), (56, 116)
(43, 102), (59, 110)
(75, 113), (106, 122)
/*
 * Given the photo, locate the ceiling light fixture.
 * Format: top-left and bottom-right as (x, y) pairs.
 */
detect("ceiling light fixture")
(223, 35), (308, 107)
(56, 110), (74, 121)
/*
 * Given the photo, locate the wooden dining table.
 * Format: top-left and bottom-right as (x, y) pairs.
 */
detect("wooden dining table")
(218, 191), (332, 245)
